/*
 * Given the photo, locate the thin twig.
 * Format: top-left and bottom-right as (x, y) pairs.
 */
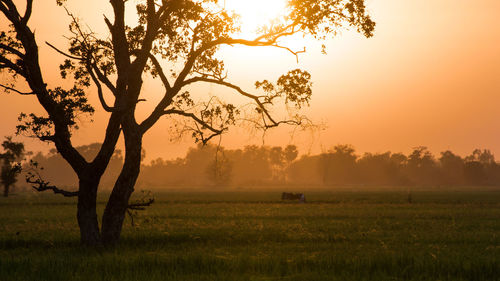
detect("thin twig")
(45, 42), (84, 60)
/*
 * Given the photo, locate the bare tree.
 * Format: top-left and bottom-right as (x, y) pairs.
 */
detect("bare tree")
(0, 0), (374, 246)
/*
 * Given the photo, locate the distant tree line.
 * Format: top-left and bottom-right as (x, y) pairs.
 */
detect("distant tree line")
(18, 143), (124, 191)
(139, 144), (500, 187)
(138, 143), (299, 188)
(289, 145), (500, 186)
(15, 143), (500, 190)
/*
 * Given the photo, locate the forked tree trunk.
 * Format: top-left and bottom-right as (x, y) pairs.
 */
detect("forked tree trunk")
(101, 130), (142, 245)
(77, 177), (101, 246)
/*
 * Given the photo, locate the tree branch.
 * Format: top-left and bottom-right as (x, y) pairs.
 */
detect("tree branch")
(26, 176), (78, 197)
(0, 83), (33, 95)
(0, 1), (19, 23)
(163, 109), (224, 135)
(171, 28), (304, 92)
(253, 21), (299, 42)
(148, 53), (171, 90)
(172, 38), (271, 90)
(0, 56), (25, 76)
(45, 41), (84, 60)
(21, 0), (32, 25)
(0, 2), (9, 15)
(109, 0), (131, 75)
(87, 64), (114, 112)
(90, 62), (117, 96)
(0, 43), (25, 58)
(273, 45), (306, 63)
(47, 41), (116, 95)
(181, 77), (279, 126)
(139, 90), (175, 134)
(139, 20), (305, 136)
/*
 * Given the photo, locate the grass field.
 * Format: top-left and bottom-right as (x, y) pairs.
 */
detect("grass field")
(0, 186), (499, 280)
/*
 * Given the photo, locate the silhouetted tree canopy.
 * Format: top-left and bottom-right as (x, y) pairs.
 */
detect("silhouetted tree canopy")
(0, 0), (375, 245)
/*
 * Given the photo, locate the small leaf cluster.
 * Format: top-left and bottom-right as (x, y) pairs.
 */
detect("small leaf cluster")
(0, 28), (24, 77)
(16, 86), (94, 139)
(199, 99), (239, 129)
(173, 91), (195, 108)
(48, 86), (95, 126)
(256, 69), (312, 109)
(16, 113), (53, 140)
(287, 0), (375, 39)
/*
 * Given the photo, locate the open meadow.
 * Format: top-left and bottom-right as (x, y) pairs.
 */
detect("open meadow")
(0, 186), (499, 281)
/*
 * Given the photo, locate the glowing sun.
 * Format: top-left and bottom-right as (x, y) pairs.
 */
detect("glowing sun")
(222, 0), (288, 38)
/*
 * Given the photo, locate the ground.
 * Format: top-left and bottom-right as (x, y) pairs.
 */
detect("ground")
(0, 186), (499, 280)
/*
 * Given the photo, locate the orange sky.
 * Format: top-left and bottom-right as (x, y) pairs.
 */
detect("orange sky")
(1, 0), (500, 161)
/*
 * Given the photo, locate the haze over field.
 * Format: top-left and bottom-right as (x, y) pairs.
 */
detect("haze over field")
(1, 0), (500, 161)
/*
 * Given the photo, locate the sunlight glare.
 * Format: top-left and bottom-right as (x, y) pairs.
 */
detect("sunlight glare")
(222, 0), (288, 38)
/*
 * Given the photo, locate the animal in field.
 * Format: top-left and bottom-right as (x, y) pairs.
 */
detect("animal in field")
(281, 192), (306, 203)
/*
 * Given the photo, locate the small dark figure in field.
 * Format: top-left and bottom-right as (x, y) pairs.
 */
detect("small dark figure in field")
(281, 192), (306, 203)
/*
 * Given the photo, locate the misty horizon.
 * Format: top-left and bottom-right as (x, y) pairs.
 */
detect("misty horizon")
(13, 142), (500, 191)
(1, 0), (499, 162)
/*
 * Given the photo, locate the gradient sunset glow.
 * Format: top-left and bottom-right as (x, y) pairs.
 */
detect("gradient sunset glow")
(0, 0), (499, 161)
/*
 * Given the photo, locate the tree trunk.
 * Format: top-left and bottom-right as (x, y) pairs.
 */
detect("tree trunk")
(101, 129), (142, 246)
(3, 184), (9, 197)
(77, 178), (101, 246)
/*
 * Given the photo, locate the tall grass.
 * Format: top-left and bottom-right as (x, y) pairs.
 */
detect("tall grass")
(0, 187), (499, 280)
